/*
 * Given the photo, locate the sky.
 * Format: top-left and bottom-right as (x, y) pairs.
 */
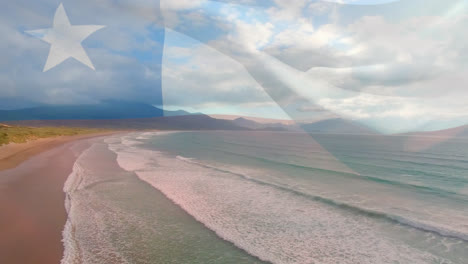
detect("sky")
(1, 0), (467, 133)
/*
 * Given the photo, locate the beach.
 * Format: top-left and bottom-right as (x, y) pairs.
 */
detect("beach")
(0, 131), (263, 264)
(1, 131), (467, 264)
(0, 133), (115, 264)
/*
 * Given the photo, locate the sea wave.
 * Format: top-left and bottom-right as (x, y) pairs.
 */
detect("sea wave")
(62, 143), (132, 264)
(106, 133), (467, 264)
(62, 149), (90, 264)
(175, 155), (468, 242)
(193, 146), (468, 200)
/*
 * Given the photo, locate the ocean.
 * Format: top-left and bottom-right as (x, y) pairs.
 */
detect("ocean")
(62, 131), (468, 264)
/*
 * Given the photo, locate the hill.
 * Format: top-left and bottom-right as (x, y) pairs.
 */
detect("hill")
(231, 117), (290, 131)
(4, 115), (249, 131)
(300, 118), (377, 135)
(218, 116), (377, 134)
(232, 117), (264, 129)
(0, 100), (163, 121)
(402, 124), (468, 138)
(164, 109), (204, 117)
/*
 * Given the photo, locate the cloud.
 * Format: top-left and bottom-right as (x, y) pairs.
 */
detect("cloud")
(297, 105), (327, 113)
(267, 0), (309, 22)
(160, 0), (206, 10)
(0, 0), (165, 105)
(2, 0), (467, 131)
(162, 29), (289, 118)
(162, 30), (272, 106)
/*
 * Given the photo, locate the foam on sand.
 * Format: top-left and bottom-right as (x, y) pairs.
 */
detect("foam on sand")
(62, 134), (264, 264)
(61, 145), (131, 264)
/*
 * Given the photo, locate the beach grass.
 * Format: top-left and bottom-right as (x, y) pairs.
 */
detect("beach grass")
(0, 124), (106, 146)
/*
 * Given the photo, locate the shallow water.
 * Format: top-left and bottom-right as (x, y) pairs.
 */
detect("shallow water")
(62, 140), (265, 264)
(63, 131), (468, 264)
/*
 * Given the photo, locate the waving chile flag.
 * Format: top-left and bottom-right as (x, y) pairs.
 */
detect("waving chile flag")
(2, 0), (465, 166)
(1, 0), (466, 134)
(2, 1), (468, 264)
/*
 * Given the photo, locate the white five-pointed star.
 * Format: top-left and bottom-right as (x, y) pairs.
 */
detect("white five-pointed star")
(26, 3), (105, 72)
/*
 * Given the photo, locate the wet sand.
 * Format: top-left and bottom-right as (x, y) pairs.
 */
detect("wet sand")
(0, 133), (117, 264)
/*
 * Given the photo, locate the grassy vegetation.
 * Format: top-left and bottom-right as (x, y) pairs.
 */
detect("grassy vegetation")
(0, 124), (106, 146)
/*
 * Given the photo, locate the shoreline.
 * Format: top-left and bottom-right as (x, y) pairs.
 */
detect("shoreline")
(0, 132), (117, 171)
(0, 132), (123, 264)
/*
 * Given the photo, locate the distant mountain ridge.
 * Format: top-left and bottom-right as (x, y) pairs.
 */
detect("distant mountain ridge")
(300, 118), (378, 135)
(0, 100), (252, 130)
(163, 109), (204, 117)
(0, 101), (164, 121)
(1, 100), (465, 135)
(232, 117), (264, 129)
(229, 117), (377, 134)
(5, 115), (248, 131)
(402, 124), (468, 138)
(232, 117), (290, 131)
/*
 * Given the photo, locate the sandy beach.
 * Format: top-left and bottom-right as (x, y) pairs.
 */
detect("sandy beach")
(0, 133), (116, 264)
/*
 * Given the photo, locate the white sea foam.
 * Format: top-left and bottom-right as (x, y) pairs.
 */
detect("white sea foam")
(106, 133), (462, 264)
(176, 153), (468, 243)
(62, 158), (85, 264)
(62, 143), (132, 264)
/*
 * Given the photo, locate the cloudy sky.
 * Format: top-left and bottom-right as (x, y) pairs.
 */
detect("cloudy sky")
(1, 0), (467, 133)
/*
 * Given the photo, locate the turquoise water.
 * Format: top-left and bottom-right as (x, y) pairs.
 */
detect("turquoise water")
(64, 131), (468, 263)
